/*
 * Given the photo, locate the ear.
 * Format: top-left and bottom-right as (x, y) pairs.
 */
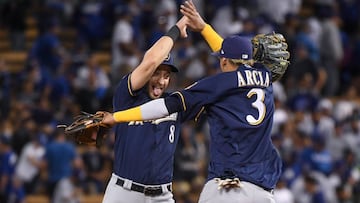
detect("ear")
(221, 58), (227, 67)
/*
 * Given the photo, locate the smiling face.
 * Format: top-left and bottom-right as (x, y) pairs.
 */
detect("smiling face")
(147, 65), (172, 99)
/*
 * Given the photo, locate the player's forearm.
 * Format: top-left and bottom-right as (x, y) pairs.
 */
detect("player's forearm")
(201, 24), (223, 52)
(143, 25), (180, 65)
(113, 99), (170, 122)
(142, 37), (174, 69)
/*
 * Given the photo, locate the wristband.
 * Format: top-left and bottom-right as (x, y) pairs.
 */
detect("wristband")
(165, 25), (180, 42)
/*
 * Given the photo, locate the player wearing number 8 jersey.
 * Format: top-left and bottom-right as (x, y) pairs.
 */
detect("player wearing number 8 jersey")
(101, 16), (203, 203)
(103, 35), (282, 203)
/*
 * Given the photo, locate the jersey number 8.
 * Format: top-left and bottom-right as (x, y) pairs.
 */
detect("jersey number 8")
(169, 125), (175, 143)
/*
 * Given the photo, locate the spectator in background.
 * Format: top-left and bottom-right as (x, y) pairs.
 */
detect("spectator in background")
(295, 20), (320, 64)
(332, 85), (359, 122)
(7, 176), (25, 203)
(73, 0), (108, 51)
(291, 172), (329, 203)
(8, 109), (34, 156)
(256, 0), (301, 24)
(174, 124), (202, 182)
(42, 129), (82, 203)
(304, 174), (328, 203)
(155, 0), (178, 31)
(111, 5), (141, 82)
(29, 18), (68, 80)
(45, 0), (77, 26)
(335, 185), (352, 203)
(182, 42), (217, 83)
(73, 53), (110, 112)
(147, 15), (170, 49)
(16, 78), (40, 108)
(31, 97), (54, 125)
(274, 177), (295, 203)
(317, 4), (344, 96)
(327, 121), (347, 162)
(312, 99), (335, 139)
(15, 133), (45, 194)
(344, 26), (360, 93)
(236, 17), (258, 38)
(0, 135), (17, 203)
(334, 148), (359, 193)
(285, 41), (326, 99)
(304, 135), (333, 176)
(342, 112), (360, 157)
(210, 0), (243, 38)
(52, 170), (82, 203)
(47, 60), (73, 108)
(81, 146), (108, 194)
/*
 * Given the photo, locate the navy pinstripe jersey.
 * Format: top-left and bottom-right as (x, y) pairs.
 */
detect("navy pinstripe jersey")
(112, 74), (201, 185)
(166, 63), (282, 189)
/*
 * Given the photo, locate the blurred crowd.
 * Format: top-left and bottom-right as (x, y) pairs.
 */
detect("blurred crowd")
(1, 0), (360, 203)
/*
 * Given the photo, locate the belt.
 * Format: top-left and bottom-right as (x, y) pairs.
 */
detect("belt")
(116, 178), (171, 196)
(263, 187), (274, 194)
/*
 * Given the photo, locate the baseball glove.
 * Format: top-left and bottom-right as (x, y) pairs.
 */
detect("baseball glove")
(58, 111), (110, 148)
(252, 32), (290, 81)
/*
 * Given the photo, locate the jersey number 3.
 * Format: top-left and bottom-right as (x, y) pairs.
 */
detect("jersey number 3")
(246, 88), (266, 125)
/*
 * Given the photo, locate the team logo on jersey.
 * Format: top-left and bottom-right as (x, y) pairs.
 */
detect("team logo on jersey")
(128, 113), (178, 126)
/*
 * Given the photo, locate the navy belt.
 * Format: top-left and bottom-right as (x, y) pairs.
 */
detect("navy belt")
(116, 178), (171, 196)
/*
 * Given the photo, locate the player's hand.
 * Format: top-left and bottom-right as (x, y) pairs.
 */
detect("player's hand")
(176, 16), (189, 38)
(99, 111), (117, 127)
(180, 0), (205, 32)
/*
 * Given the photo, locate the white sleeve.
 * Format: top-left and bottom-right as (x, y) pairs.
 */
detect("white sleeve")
(140, 98), (169, 120)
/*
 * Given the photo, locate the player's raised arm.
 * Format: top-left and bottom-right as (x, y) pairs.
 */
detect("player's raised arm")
(130, 16), (188, 90)
(180, 0), (223, 52)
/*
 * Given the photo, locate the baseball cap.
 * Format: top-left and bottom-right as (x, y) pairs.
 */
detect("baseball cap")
(160, 53), (179, 72)
(212, 35), (252, 60)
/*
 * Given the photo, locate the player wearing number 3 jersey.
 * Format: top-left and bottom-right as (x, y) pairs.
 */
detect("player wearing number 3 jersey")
(104, 35), (282, 203)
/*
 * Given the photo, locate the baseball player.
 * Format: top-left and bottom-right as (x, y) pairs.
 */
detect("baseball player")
(102, 16), (205, 203)
(102, 35), (283, 203)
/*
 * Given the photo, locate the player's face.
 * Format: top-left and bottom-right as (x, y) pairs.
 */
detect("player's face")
(147, 65), (172, 99)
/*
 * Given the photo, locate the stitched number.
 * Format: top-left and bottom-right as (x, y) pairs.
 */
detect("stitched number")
(246, 88), (266, 125)
(169, 125), (175, 143)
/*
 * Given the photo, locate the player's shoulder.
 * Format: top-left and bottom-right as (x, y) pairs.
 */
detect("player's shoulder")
(194, 73), (229, 87)
(115, 73), (130, 87)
